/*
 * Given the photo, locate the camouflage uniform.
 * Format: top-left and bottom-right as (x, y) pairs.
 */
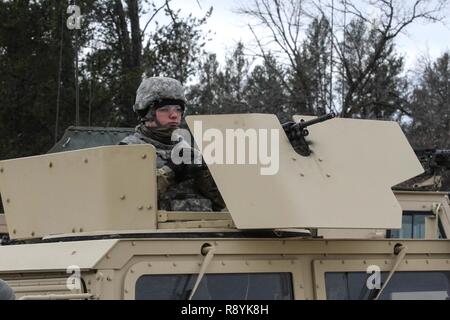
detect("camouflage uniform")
(120, 77), (225, 212)
(120, 124), (225, 211)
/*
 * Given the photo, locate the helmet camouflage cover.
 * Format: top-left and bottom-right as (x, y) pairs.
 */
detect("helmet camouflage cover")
(133, 77), (187, 115)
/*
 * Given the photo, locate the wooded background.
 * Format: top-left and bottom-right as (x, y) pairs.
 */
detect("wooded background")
(0, 0), (449, 160)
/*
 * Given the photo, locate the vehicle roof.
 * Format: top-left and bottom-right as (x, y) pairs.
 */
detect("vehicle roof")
(0, 239), (118, 272)
(48, 126), (134, 154)
(1, 237), (450, 273)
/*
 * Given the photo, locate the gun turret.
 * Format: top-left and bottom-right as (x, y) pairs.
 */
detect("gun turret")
(283, 112), (336, 156)
(402, 149), (450, 191)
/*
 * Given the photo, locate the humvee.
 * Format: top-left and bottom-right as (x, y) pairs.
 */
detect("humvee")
(0, 114), (449, 300)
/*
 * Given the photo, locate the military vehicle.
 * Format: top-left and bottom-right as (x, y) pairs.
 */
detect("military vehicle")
(0, 114), (449, 300)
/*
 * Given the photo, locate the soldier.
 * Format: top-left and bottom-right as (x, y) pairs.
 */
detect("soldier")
(120, 77), (225, 212)
(0, 279), (15, 300)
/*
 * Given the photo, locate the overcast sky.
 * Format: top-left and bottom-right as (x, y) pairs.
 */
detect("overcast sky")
(151, 0), (450, 71)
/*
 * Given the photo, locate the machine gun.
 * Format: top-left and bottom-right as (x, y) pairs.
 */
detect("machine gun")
(415, 149), (450, 174)
(283, 112), (336, 156)
(409, 149), (450, 190)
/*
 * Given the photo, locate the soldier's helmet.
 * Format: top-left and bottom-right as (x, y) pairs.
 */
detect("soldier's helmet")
(0, 279), (15, 300)
(133, 77), (187, 122)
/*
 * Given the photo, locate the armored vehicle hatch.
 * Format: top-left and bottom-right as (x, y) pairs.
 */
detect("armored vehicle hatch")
(0, 114), (424, 240)
(186, 114), (423, 229)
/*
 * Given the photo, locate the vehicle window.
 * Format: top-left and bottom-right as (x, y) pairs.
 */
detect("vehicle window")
(325, 271), (450, 300)
(135, 273), (293, 300)
(389, 211), (432, 239)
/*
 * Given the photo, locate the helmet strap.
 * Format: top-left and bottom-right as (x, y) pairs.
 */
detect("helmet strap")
(154, 115), (163, 127)
(140, 105), (155, 124)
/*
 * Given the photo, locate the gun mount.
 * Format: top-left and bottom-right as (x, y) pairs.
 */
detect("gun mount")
(401, 149), (450, 191)
(283, 112), (336, 156)
(417, 149), (450, 171)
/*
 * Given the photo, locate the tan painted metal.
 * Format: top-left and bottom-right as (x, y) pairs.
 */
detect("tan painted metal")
(425, 215), (439, 239)
(395, 191), (449, 211)
(41, 228), (241, 240)
(19, 293), (93, 300)
(157, 211), (235, 230)
(90, 239), (450, 300)
(0, 145), (157, 240)
(292, 116), (424, 187)
(0, 239), (118, 272)
(6, 277), (82, 299)
(1, 238), (449, 300)
(186, 114), (423, 230)
(3, 191), (447, 240)
(0, 214), (6, 234)
(396, 191), (450, 238)
(158, 220), (235, 230)
(4, 238), (441, 275)
(79, 239), (450, 271)
(318, 191), (450, 239)
(318, 228), (387, 239)
(157, 211), (232, 222)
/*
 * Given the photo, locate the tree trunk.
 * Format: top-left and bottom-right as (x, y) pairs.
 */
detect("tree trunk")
(113, 0), (132, 69)
(127, 0), (142, 68)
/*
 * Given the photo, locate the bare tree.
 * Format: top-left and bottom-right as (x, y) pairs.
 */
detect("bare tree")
(407, 52), (450, 149)
(113, 0), (133, 70)
(238, 0), (329, 115)
(127, 0), (143, 68)
(96, 0), (200, 124)
(239, 0), (448, 118)
(334, 0), (448, 118)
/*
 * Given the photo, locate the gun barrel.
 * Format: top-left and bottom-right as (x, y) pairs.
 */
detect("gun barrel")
(435, 150), (450, 156)
(297, 112), (336, 129)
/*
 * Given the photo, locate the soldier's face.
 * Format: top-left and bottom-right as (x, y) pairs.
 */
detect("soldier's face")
(154, 105), (183, 128)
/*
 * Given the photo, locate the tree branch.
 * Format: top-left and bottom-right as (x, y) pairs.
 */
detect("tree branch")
(141, 1), (169, 37)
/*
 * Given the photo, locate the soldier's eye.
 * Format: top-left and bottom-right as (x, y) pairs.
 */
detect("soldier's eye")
(158, 107), (170, 112)
(158, 106), (182, 114)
